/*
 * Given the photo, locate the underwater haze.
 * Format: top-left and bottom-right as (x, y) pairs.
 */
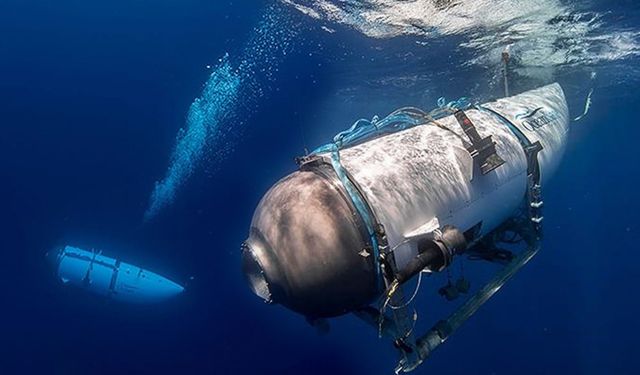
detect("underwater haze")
(1, 0), (639, 374)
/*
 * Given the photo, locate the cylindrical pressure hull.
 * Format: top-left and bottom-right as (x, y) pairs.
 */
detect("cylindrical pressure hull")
(332, 83), (569, 269)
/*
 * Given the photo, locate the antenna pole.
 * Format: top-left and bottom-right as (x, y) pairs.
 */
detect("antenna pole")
(502, 49), (510, 97)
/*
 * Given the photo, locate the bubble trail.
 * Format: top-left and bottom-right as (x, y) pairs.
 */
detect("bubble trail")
(144, 56), (241, 221)
(144, 5), (297, 221)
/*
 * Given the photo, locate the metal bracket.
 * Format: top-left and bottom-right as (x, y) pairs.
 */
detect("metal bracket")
(453, 110), (505, 175)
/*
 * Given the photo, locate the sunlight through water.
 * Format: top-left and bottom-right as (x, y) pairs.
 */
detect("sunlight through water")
(282, 0), (640, 78)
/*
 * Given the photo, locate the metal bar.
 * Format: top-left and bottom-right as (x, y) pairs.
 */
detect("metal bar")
(401, 242), (540, 372)
(502, 50), (510, 97)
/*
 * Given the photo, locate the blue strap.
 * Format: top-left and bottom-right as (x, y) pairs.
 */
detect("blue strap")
(328, 145), (384, 290)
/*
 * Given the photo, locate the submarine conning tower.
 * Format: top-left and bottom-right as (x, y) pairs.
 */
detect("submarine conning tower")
(242, 83), (569, 319)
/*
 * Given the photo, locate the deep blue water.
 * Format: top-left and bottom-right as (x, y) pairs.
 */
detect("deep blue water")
(1, 0), (640, 374)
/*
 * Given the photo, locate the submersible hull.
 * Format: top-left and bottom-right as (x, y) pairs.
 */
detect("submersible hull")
(48, 246), (184, 303)
(242, 84), (569, 319)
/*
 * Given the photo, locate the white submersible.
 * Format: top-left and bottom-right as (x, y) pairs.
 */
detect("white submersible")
(242, 83), (569, 372)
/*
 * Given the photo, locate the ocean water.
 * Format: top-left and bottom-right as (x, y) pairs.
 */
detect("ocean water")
(1, 0), (639, 374)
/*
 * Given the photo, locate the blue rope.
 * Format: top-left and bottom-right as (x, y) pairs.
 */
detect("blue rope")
(314, 97), (471, 154)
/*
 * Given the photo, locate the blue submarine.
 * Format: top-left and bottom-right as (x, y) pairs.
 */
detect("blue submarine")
(47, 246), (184, 303)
